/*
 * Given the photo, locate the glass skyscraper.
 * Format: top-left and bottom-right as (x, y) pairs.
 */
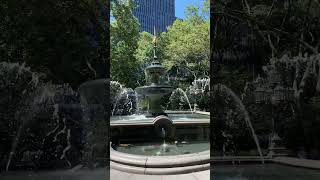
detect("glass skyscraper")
(133, 0), (176, 33)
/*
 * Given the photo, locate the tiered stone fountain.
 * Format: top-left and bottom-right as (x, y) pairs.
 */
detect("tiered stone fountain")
(110, 32), (210, 176)
(135, 34), (173, 117)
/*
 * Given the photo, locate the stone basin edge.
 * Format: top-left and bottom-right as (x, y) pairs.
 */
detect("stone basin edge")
(110, 147), (210, 168)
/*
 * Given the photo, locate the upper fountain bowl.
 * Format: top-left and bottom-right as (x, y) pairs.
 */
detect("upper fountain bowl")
(135, 85), (173, 97)
(145, 61), (166, 75)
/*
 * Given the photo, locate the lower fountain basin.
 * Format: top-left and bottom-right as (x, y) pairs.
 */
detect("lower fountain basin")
(110, 111), (210, 175)
(110, 146), (210, 175)
(115, 141), (209, 156)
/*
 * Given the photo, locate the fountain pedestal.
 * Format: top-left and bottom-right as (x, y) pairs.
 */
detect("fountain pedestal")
(268, 133), (288, 157)
(148, 95), (163, 116)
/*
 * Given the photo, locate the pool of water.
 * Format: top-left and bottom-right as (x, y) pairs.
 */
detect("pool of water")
(110, 113), (209, 122)
(213, 164), (320, 179)
(115, 141), (209, 156)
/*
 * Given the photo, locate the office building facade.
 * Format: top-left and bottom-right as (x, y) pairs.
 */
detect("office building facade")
(133, 0), (176, 33)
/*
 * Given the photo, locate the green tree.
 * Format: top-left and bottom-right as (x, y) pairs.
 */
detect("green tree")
(0, 0), (109, 88)
(211, 0), (320, 89)
(134, 32), (154, 64)
(163, 1), (210, 80)
(135, 31), (167, 64)
(212, 0), (320, 155)
(212, 0), (320, 61)
(110, 0), (140, 88)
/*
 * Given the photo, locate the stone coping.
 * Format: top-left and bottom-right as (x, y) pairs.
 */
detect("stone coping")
(273, 157), (320, 170)
(194, 111), (210, 115)
(110, 147), (210, 168)
(111, 161), (209, 175)
(110, 146), (210, 175)
(212, 156), (320, 170)
(110, 153), (320, 175)
(211, 156), (272, 165)
(129, 110), (210, 115)
(110, 119), (209, 127)
(164, 110), (209, 114)
(110, 111), (209, 127)
(211, 156), (270, 161)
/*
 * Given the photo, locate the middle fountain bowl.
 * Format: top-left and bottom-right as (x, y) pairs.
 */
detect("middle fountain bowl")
(135, 60), (173, 117)
(135, 84), (173, 117)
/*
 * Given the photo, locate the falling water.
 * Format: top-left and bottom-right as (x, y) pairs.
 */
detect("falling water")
(172, 88), (193, 112)
(111, 81), (124, 116)
(1, 62), (42, 171)
(216, 84), (265, 164)
(125, 88), (136, 114)
(193, 78), (210, 92)
(111, 89), (124, 116)
(161, 128), (166, 142)
(6, 125), (23, 171)
(156, 128), (168, 156)
(187, 78), (210, 111)
(5, 91), (48, 172)
(134, 91), (140, 113)
(161, 128), (167, 153)
(112, 88), (136, 116)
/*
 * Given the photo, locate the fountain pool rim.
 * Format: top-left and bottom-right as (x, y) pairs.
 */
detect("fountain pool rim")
(110, 146), (210, 175)
(110, 111), (209, 126)
(110, 111), (210, 175)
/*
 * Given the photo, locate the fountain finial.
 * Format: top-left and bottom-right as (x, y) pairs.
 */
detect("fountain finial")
(152, 26), (158, 60)
(152, 26), (157, 46)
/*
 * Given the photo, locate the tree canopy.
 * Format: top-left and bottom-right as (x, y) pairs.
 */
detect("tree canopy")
(163, 16), (210, 79)
(0, 0), (109, 88)
(111, 0), (210, 87)
(110, 0), (140, 88)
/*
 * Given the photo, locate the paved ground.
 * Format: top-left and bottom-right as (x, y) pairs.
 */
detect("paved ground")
(1, 157), (319, 180)
(110, 157), (320, 179)
(110, 169), (209, 180)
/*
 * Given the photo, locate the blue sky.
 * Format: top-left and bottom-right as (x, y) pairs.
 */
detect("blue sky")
(175, 0), (202, 19)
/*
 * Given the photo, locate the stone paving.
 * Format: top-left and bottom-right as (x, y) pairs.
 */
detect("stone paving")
(110, 169), (209, 180)
(110, 157), (320, 179)
(1, 157), (320, 180)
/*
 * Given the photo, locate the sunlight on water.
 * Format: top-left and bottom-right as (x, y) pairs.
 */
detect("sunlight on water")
(116, 142), (209, 156)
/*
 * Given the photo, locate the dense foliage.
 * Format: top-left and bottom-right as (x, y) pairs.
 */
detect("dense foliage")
(0, 1), (109, 170)
(111, 0), (210, 88)
(212, 0), (320, 158)
(0, 0), (109, 88)
(163, 8), (210, 80)
(0, 62), (87, 170)
(110, 0), (140, 88)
